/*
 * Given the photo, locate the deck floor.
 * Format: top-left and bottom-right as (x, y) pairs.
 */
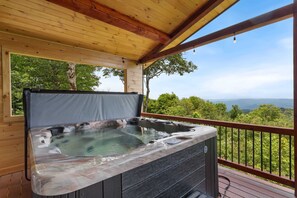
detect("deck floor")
(0, 171), (31, 198)
(218, 166), (294, 198)
(0, 166), (294, 198)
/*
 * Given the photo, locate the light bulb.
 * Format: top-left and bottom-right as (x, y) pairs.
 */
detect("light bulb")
(233, 33), (237, 44)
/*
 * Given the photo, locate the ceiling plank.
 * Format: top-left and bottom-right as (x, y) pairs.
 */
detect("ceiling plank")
(140, 0), (226, 61)
(46, 0), (170, 44)
(139, 3), (293, 63)
(0, 31), (130, 69)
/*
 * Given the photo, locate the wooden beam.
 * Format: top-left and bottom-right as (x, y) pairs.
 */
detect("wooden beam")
(46, 0), (170, 44)
(141, 0), (226, 61)
(139, 3), (293, 63)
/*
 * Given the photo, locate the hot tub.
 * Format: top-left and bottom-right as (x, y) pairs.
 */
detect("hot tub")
(24, 89), (218, 198)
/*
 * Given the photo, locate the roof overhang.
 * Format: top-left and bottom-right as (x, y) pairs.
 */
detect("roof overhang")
(0, 0), (238, 68)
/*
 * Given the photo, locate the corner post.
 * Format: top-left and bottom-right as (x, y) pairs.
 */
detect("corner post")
(124, 62), (143, 94)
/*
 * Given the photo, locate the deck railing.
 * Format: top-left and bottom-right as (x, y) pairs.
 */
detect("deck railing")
(141, 112), (295, 188)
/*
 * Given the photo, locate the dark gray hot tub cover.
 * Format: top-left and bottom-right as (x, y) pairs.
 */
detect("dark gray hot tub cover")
(23, 89), (143, 129)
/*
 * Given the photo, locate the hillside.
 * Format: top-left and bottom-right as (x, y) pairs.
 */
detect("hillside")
(210, 99), (293, 111)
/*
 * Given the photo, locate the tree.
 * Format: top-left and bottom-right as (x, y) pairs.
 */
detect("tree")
(102, 68), (124, 84)
(155, 93), (180, 114)
(143, 54), (197, 111)
(102, 53), (197, 111)
(180, 98), (195, 116)
(229, 105), (242, 120)
(215, 103), (227, 117)
(67, 62), (77, 90)
(250, 104), (281, 122)
(11, 54), (101, 115)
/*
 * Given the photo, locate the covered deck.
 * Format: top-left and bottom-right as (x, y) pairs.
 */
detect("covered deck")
(0, 0), (297, 197)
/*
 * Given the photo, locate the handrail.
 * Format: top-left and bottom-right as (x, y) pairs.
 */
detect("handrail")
(141, 112), (295, 187)
(141, 112), (294, 136)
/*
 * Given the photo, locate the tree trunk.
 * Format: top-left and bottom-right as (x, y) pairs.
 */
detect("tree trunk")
(67, 62), (77, 90)
(144, 76), (150, 112)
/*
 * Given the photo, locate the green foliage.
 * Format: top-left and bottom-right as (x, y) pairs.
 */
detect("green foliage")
(102, 67), (124, 83)
(101, 54), (197, 111)
(153, 93), (180, 114)
(11, 54), (101, 115)
(250, 104), (281, 122)
(146, 92), (293, 128)
(229, 105), (242, 120)
(143, 53), (197, 79)
(146, 92), (294, 179)
(146, 93), (228, 120)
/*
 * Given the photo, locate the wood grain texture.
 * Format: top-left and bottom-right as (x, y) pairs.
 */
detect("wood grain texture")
(2, 49), (23, 122)
(141, 3), (293, 63)
(2, 48), (10, 122)
(0, 0), (157, 60)
(0, 44), (24, 176)
(125, 62), (143, 94)
(0, 0), (237, 62)
(162, 0), (238, 52)
(141, 0), (238, 66)
(47, 0), (170, 44)
(140, 0), (226, 61)
(219, 166), (294, 198)
(0, 31), (128, 69)
(95, 0), (209, 34)
(0, 171), (32, 198)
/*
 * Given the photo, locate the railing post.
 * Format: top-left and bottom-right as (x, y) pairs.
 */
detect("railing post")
(293, 0), (297, 196)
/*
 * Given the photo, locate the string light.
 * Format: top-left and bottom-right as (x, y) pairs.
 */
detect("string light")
(122, 57), (125, 64)
(193, 48), (196, 54)
(233, 32), (237, 44)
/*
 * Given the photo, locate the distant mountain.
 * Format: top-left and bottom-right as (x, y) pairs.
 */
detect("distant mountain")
(210, 99), (293, 111)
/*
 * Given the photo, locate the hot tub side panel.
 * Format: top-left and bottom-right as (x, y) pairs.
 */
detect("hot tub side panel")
(122, 141), (206, 198)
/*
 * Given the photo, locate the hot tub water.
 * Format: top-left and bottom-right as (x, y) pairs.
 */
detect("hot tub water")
(50, 125), (171, 157)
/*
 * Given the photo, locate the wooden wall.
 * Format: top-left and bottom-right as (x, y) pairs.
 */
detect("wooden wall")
(0, 31), (143, 176)
(0, 45), (25, 176)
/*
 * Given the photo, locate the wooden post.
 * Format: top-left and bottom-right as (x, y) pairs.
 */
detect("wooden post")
(293, 0), (297, 197)
(124, 62), (143, 94)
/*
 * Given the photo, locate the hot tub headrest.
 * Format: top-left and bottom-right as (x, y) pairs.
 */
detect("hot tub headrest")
(23, 89), (143, 129)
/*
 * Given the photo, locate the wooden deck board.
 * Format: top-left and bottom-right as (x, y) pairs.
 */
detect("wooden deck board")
(0, 166), (294, 198)
(220, 174), (273, 198)
(0, 171), (31, 198)
(218, 166), (294, 198)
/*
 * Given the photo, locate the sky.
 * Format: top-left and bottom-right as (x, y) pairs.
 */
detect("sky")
(97, 0), (293, 100)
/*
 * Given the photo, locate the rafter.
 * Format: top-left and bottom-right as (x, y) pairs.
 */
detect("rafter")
(140, 0), (227, 61)
(139, 3), (293, 63)
(47, 0), (170, 44)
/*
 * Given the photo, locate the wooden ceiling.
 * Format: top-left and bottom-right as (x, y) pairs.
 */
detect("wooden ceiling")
(0, 0), (238, 66)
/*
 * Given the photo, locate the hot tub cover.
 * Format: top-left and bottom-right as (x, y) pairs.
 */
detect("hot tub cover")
(23, 89), (143, 128)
